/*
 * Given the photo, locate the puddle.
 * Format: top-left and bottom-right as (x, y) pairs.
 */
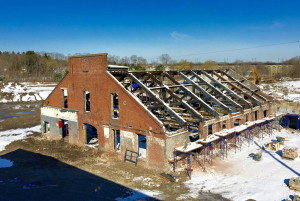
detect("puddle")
(0, 115), (18, 120)
(16, 110), (35, 114)
(0, 110), (35, 120)
(0, 158), (13, 168)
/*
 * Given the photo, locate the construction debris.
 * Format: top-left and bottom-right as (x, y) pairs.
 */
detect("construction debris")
(276, 136), (286, 144)
(285, 194), (300, 201)
(282, 147), (298, 160)
(267, 141), (280, 151)
(293, 195), (300, 201)
(253, 149), (263, 161)
(289, 177), (300, 191)
(160, 173), (176, 182)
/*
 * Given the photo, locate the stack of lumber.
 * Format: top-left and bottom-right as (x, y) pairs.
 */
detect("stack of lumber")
(282, 147), (298, 160)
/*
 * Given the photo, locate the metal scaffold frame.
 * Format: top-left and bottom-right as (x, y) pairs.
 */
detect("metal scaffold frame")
(219, 136), (228, 159)
(246, 127), (254, 146)
(256, 123), (263, 140)
(234, 132), (243, 153)
(173, 151), (192, 177)
(203, 142), (214, 166)
(265, 121), (272, 136)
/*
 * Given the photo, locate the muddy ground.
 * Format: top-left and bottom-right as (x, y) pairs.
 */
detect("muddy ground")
(0, 102), (230, 201)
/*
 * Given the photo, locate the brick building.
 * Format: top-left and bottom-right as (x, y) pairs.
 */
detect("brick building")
(41, 53), (275, 170)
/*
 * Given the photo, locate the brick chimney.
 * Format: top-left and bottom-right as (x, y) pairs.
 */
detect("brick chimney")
(68, 53), (108, 74)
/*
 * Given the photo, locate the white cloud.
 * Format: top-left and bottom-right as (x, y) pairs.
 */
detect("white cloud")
(270, 21), (284, 28)
(246, 21), (285, 29)
(170, 31), (189, 40)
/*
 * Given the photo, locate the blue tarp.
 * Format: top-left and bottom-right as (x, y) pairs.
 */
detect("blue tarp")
(281, 114), (300, 130)
(132, 83), (138, 89)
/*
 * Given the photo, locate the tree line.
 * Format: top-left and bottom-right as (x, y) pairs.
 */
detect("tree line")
(0, 51), (299, 82)
(0, 51), (68, 81)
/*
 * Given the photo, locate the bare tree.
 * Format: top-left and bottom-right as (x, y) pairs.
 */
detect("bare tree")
(158, 54), (171, 65)
(130, 55), (138, 65)
(137, 56), (147, 65)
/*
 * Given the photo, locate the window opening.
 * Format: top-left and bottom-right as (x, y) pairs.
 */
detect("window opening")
(111, 93), (119, 118)
(43, 121), (50, 133)
(84, 91), (90, 112)
(234, 119), (241, 126)
(138, 134), (147, 158)
(62, 89), (68, 108)
(208, 124), (213, 135)
(264, 110), (267, 118)
(222, 121), (226, 129)
(255, 111), (258, 120)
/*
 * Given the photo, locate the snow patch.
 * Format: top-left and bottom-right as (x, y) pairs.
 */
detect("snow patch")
(115, 189), (165, 201)
(182, 129), (300, 201)
(262, 81), (300, 103)
(0, 125), (40, 151)
(0, 82), (55, 103)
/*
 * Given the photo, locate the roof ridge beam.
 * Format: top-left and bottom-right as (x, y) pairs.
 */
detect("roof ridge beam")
(179, 72), (232, 113)
(190, 71), (243, 109)
(129, 73), (187, 127)
(164, 72), (219, 118)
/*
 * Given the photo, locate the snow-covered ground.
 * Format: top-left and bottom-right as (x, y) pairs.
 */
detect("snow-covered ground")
(181, 129), (300, 201)
(261, 80), (300, 103)
(0, 82), (55, 103)
(116, 189), (166, 201)
(0, 125), (40, 152)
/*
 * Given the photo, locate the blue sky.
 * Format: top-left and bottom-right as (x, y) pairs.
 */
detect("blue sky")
(0, 0), (299, 62)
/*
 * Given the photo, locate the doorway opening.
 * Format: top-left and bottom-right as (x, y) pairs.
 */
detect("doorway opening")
(84, 124), (98, 144)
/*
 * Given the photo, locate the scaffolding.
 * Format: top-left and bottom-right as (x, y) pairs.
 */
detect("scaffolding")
(173, 142), (202, 178)
(196, 135), (219, 166)
(246, 127), (254, 146)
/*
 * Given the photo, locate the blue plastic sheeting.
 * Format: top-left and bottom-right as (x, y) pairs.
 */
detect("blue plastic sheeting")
(132, 83), (138, 89)
(281, 114), (300, 130)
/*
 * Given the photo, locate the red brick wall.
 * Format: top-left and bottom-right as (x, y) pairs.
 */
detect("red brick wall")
(43, 75), (69, 108)
(43, 54), (166, 169)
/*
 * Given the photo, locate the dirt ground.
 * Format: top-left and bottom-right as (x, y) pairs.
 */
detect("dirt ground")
(0, 101), (42, 131)
(0, 102), (229, 201)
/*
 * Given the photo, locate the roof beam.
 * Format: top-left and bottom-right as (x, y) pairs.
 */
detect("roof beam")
(179, 72), (232, 113)
(146, 73), (204, 121)
(190, 71), (243, 109)
(129, 73), (187, 127)
(201, 70), (253, 107)
(211, 71), (261, 106)
(221, 70), (267, 101)
(164, 72), (219, 118)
